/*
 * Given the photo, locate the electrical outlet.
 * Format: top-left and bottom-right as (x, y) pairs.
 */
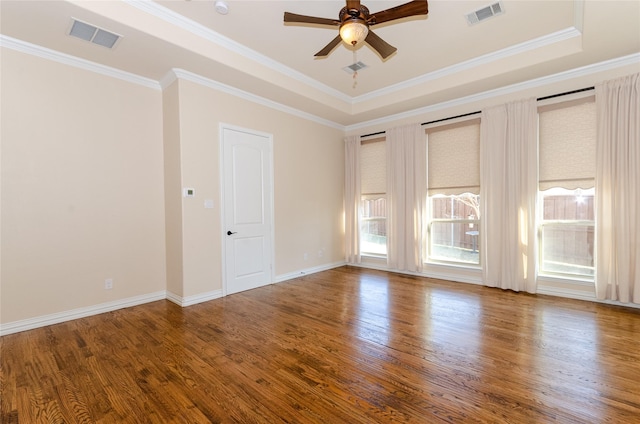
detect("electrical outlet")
(104, 278), (113, 290)
(303, 253), (308, 261)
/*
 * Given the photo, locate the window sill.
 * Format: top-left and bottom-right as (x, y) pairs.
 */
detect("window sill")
(425, 260), (480, 271)
(537, 274), (594, 286)
(361, 253), (387, 259)
(360, 254), (387, 265)
(422, 262), (483, 285)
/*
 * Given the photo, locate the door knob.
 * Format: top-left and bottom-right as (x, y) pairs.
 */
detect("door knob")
(227, 231), (237, 236)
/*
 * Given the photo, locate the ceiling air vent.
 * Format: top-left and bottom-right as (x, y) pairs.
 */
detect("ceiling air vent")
(343, 61), (368, 74)
(68, 18), (122, 49)
(466, 1), (504, 25)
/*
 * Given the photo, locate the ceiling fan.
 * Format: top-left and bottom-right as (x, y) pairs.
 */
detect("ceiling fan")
(284, 0), (429, 60)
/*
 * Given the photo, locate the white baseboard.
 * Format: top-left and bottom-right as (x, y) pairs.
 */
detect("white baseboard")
(352, 263), (640, 309)
(0, 262), (345, 337)
(0, 291), (167, 336)
(537, 285), (640, 309)
(536, 285), (597, 301)
(166, 289), (223, 307)
(351, 262), (484, 286)
(5, 265), (635, 337)
(275, 261), (346, 283)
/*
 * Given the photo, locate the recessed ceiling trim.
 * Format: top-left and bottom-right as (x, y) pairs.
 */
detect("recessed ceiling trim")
(167, 68), (344, 130)
(352, 26), (583, 105)
(0, 35), (159, 90)
(125, 0), (588, 109)
(3, 31), (638, 133)
(346, 53), (640, 132)
(124, 0), (351, 103)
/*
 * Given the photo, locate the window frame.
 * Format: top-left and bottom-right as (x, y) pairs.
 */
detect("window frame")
(359, 137), (388, 258)
(537, 188), (595, 281)
(426, 194), (481, 267)
(424, 117), (481, 268)
(536, 94), (596, 282)
(360, 193), (388, 258)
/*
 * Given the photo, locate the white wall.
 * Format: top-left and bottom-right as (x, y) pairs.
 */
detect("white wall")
(162, 81), (185, 298)
(2, 42), (636, 331)
(1, 48), (167, 324)
(164, 77), (345, 299)
(1, 49), (346, 330)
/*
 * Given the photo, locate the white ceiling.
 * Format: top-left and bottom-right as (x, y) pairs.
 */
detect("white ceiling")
(1, 1), (639, 127)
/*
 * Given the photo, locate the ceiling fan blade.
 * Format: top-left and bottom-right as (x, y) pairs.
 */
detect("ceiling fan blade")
(314, 35), (343, 57)
(365, 30), (397, 59)
(284, 12), (340, 26)
(369, 1), (428, 25)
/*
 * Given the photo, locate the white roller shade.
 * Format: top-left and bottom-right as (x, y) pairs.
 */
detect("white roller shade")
(539, 97), (596, 190)
(360, 138), (386, 195)
(427, 119), (480, 195)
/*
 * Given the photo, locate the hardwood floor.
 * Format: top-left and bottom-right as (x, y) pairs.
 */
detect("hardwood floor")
(2, 266), (640, 423)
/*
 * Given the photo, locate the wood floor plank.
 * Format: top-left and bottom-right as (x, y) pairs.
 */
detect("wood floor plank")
(2, 266), (640, 422)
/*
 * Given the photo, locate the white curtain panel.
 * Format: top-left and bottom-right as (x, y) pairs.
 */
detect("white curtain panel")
(595, 73), (640, 303)
(386, 123), (426, 272)
(344, 136), (361, 264)
(480, 99), (538, 293)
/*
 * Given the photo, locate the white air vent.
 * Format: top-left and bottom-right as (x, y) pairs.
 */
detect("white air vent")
(466, 1), (504, 25)
(68, 18), (122, 49)
(343, 61), (368, 74)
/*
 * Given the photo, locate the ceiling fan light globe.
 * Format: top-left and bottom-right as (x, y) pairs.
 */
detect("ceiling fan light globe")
(339, 21), (368, 46)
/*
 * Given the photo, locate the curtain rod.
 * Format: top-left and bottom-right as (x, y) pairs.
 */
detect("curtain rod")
(359, 86), (595, 139)
(536, 86), (594, 102)
(421, 110), (481, 126)
(360, 111), (480, 139)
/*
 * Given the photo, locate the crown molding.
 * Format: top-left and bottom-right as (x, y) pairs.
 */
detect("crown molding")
(124, 0), (351, 103)
(354, 26), (582, 104)
(346, 53), (640, 131)
(0, 33), (343, 130)
(159, 69), (178, 90)
(4, 24), (636, 134)
(0, 34), (161, 90)
(166, 69), (345, 130)
(125, 0), (587, 109)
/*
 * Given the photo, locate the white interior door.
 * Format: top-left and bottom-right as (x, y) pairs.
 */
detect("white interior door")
(221, 125), (274, 295)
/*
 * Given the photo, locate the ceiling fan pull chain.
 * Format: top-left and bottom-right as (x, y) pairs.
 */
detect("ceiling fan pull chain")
(352, 49), (358, 89)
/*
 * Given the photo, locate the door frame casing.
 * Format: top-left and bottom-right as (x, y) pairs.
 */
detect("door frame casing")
(219, 123), (275, 297)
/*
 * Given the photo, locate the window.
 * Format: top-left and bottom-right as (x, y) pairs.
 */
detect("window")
(360, 138), (387, 256)
(538, 97), (596, 279)
(426, 119), (481, 265)
(429, 194), (480, 264)
(539, 188), (594, 277)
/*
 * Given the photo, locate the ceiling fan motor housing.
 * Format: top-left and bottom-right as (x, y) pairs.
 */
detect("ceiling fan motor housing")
(339, 5), (370, 23)
(284, 1), (429, 59)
